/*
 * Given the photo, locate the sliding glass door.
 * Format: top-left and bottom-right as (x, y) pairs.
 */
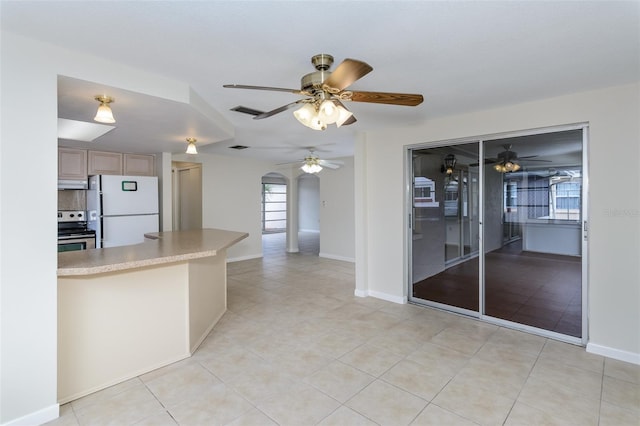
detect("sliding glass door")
(482, 131), (583, 338)
(410, 143), (480, 313)
(409, 127), (586, 342)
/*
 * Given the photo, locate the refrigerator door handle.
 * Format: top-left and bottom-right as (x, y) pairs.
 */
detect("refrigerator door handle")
(99, 187), (105, 245)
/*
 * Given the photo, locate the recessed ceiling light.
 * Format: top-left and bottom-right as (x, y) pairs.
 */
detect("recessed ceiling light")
(57, 118), (115, 142)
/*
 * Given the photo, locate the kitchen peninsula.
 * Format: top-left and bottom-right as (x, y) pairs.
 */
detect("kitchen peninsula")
(57, 228), (248, 403)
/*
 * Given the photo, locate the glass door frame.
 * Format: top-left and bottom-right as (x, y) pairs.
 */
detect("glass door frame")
(405, 123), (589, 346)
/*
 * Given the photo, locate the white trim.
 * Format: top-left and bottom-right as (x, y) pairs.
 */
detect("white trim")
(2, 404), (59, 426)
(587, 343), (640, 365)
(226, 253), (262, 263)
(368, 290), (407, 304)
(354, 289), (368, 298)
(354, 288), (408, 304)
(319, 252), (355, 263)
(299, 228), (320, 233)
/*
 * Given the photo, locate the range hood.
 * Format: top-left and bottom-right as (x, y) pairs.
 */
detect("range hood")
(58, 179), (88, 190)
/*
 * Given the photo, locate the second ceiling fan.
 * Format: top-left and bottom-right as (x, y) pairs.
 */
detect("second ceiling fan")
(224, 54), (424, 130)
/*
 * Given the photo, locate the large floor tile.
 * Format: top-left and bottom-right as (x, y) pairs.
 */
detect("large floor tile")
(339, 343), (404, 377)
(517, 374), (600, 425)
(142, 363), (223, 408)
(305, 360), (376, 403)
(317, 406), (378, 426)
(73, 384), (166, 426)
(381, 359), (452, 401)
(346, 380), (428, 426)
(432, 377), (515, 425)
(167, 385), (254, 426)
(604, 358), (640, 384)
(257, 385), (341, 426)
(411, 404), (477, 426)
(602, 375), (640, 413)
(598, 401), (640, 426)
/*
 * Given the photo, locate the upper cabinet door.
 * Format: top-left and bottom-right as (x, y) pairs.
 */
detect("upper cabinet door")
(123, 153), (155, 176)
(58, 147), (87, 180)
(88, 150), (123, 176)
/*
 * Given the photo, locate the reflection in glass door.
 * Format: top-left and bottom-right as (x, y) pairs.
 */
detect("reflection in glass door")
(410, 143), (480, 313)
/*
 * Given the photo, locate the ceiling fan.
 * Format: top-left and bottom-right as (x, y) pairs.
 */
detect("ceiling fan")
(279, 149), (344, 174)
(224, 54), (423, 130)
(473, 144), (551, 172)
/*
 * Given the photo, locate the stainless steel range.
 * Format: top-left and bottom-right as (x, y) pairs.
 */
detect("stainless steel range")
(58, 210), (96, 252)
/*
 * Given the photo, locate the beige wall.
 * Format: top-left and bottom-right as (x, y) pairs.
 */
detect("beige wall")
(357, 83), (640, 361)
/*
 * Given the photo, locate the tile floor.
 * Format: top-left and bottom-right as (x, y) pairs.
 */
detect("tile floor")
(48, 232), (639, 425)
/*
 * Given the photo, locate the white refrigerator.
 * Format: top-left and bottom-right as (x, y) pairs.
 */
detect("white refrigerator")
(88, 175), (159, 248)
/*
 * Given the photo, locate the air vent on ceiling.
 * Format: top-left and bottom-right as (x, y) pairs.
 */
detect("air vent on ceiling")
(231, 106), (264, 116)
(229, 145), (249, 150)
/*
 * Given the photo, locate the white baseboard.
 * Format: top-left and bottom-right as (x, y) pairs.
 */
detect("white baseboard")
(356, 289), (407, 304)
(226, 253), (262, 263)
(354, 289), (368, 298)
(587, 342), (640, 365)
(2, 403), (59, 426)
(319, 252), (355, 263)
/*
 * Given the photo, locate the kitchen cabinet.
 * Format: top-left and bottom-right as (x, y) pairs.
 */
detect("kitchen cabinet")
(88, 150), (123, 176)
(123, 153), (155, 176)
(58, 147), (87, 180)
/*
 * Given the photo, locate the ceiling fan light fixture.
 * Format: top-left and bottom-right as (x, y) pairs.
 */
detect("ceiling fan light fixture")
(185, 137), (198, 154)
(301, 156), (323, 173)
(318, 100), (340, 124)
(301, 163), (323, 173)
(335, 105), (354, 128)
(443, 154), (457, 175)
(293, 103), (315, 125)
(494, 161), (521, 173)
(93, 95), (115, 124)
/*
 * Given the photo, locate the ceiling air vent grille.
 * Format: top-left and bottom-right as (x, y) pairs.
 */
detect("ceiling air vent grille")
(229, 145), (249, 150)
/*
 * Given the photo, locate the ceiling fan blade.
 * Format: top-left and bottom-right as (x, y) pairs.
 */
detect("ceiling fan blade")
(318, 161), (341, 170)
(318, 159), (344, 168)
(341, 115), (357, 126)
(520, 158), (553, 162)
(469, 159), (498, 167)
(230, 105), (265, 116)
(349, 90), (424, 106)
(223, 84), (306, 95)
(253, 100), (307, 120)
(322, 59), (373, 91)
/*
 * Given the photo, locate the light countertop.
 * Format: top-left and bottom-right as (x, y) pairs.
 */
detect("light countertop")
(58, 228), (248, 276)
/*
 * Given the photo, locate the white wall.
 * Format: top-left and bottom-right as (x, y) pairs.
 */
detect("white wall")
(298, 174), (320, 232)
(319, 157), (355, 262)
(1, 32), (59, 425)
(357, 83), (640, 361)
(0, 31), (235, 425)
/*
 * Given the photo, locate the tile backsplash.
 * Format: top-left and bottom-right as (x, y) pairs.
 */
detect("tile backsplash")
(58, 190), (86, 211)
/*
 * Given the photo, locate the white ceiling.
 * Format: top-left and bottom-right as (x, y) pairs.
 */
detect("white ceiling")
(2, 1), (638, 163)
